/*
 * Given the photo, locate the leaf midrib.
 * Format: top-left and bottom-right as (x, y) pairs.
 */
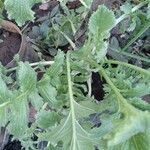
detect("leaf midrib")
(67, 52), (78, 150)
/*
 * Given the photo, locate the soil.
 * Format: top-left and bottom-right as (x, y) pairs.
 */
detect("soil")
(4, 140), (22, 150)
(0, 0), (149, 149)
(0, 32), (21, 66)
(92, 73), (105, 101)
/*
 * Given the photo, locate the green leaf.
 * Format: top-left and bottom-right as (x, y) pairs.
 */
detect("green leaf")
(79, 0), (92, 8)
(29, 91), (43, 111)
(104, 106), (150, 147)
(0, 107), (7, 127)
(102, 86), (150, 149)
(39, 114), (95, 150)
(98, 65), (150, 150)
(0, 74), (12, 126)
(89, 5), (115, 35)
(87, 5), (116, 62)
(108, 132), (150, 150)
(37, 51), (65, 107)
(0, 0), (4, 14)
(17, 62), (37, 94)
(120, 3), (132, 14)
(8, 92), (28, 137)
(36, 110), (61, 129)
(0, 74), (11, 104)
(128, 98), (150, 111)
(46, 50), (65, 87)
(4, 0), (42, 26)
(38, 78), (57, 107)
(6, 62), (37, 137)
(39, 52), (97, 149)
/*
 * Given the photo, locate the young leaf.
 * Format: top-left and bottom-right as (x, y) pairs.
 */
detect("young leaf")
(4, 0), (42, 26)
(36, 110), (61, 129)
(38, 77), (57, 107)
(89, 5), (115, 35)
(86, 5), (116, 62)
(120, 3), (132, 14)
(29, 91), (43, 111)
(17, 62), (37, 94)
(46, 50), (65, 87)
(37, 51), (65, 107)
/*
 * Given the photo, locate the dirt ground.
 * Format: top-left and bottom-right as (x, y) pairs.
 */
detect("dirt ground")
(0, 0), (149, 149)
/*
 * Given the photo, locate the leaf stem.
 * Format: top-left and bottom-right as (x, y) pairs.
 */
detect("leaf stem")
(118, 51), (150, 63)
(109, 46), (150, 63)
(122, 20), (150, 51)
(116, 1), (148, 25)
(6, 61), (54, 73)
(106, 60), (150, 76)
(60, 31), (76, 49)
(87, 75), (92, 97)
(98, 66), (128, 110)
(66, 51), (76, 149)
(86, 59), (128, 109)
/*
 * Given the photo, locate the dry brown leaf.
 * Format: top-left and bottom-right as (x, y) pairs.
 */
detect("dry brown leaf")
(0, 20), (22, 35)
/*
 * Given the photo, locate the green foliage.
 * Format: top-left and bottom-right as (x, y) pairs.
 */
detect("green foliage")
(0, 62), (37, 138)
(36, 110), (61, 129)
(0, 2), (150, 150)
(103, 99), (150, 148)
(87, 5), (116, 62)
(29, 5), (81, 55)
(89, 5), (115, 35)
(108, 132), (150, 150)
(38, 52), (98, 150)
(79, 0), (92, 8)
(4, 0), (42, 26)
(58, 0), (92, 8)
(0, 0), (4, 14)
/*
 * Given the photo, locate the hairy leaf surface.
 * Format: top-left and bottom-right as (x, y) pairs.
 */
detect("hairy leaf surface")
(39, 52), (97, 149)
(4, 0), (42, 26)
(89, 5), (115, 35)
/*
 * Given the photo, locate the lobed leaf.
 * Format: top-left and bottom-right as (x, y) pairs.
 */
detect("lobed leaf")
(108, 132), (150, 150)
(7, 62), (38, 137)
(104, 106), (150, 147)
(89, 5), (115, 35)
(17, 62), (37, 94)
(38, 52), (98, 149)
(4, 0), (42, 26)
(0, 74), (12, 104)
(36, 110), (61, 129)
(100, 67), (150, 149)
(38, 77), (57, 107)
(8, 96), (28, 137)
